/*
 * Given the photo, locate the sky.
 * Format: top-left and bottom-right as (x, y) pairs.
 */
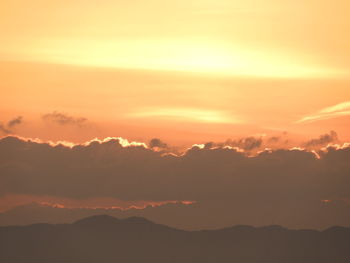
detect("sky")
(1, 0), (350, 144)
(0, 0), (350, 229)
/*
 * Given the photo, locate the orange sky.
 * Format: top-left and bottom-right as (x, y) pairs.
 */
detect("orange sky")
(1, 0), (350, 145)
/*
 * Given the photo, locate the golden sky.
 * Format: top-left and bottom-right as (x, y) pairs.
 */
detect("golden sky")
(1, 1), (350, 229)
(1, 0), (350, 144)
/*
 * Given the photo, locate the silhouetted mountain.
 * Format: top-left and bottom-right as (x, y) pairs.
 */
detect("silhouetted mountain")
(0, 215), (349, 263)
(73, 214), (122, 226)
(2, 201), (350, 231)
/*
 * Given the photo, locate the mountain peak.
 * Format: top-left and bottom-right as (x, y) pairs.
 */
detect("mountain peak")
(73, 214), (121, 226)
(73, 215), (158, 228)
(122, 216), (154, 225)
(260, 225), (287, 231)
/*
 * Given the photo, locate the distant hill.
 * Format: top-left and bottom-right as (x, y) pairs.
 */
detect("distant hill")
(0, 215), (349, 263)
(2, 200), (350, 231)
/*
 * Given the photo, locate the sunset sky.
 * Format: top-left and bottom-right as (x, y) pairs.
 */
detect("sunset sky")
(1, 0), (350, 229)
(1, 0), (350, 144)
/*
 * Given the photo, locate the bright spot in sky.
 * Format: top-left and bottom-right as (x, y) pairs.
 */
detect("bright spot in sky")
(128, 108), (239, 123)
(25, 38), (340, 78)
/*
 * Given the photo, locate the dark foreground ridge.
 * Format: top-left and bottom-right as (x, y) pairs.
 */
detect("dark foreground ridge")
(0, 215), (349, 263)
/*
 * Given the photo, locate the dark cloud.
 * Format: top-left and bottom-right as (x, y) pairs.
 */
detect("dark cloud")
(7, 116), (23, 128)
(0, 136), (349, 229)
(234, 136), (263, 150)
(206, 134), (294, 151)
(149, 138), (168, 149)
(42, 112), (87, 127)
(204, 141), (215, 149)
(304, 131), (339, 148)
(0, 116), (23, 135)
(207, 136), (263, 151)
(0, 124), (11, 135)
(267, 136), (280, 144)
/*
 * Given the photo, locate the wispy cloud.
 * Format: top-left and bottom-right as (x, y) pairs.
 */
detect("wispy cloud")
(297, 101), (350, 123)
(128, 108), (240, 124)
(42, 112), (87, 127)
(0, 116), (23, 135)
(7, 116), (23, 128)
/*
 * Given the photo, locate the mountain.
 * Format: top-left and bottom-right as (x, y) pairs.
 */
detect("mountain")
(2, 200), (350, 231)
(0, 215), (349, 263)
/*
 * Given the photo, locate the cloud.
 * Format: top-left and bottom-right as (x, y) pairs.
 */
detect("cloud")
(0, 124), (11, 135)
(7, 116), (23, 128)
(303, 131), (339, 148)
(297, 101), (350, 123)
(0, 116), (23, 135)
(0, 194), (192, 213)
(42, 111), (87, 127)
(128, 108), (239, 123)
(149, 138), (168, 149)
(205, 136), (263, 151)
(226, 136), (263, 151)
(0, 135), (350, 229)
(267, 136), (280, 144)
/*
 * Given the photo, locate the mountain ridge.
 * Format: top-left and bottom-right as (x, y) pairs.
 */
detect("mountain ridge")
(2, 202), (350, 231)
(2, 214), (348, 232)
(0, 215), (350, 263)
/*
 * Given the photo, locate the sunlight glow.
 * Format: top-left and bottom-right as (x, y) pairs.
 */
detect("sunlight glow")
(25, 38), (340, 78)
(128, 108), (239, 123)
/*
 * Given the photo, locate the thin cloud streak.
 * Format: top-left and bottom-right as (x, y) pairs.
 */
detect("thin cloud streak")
(297, 101), (350, 123)
(128, 108), (240, 124)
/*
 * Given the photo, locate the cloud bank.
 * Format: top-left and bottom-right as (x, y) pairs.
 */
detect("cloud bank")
(0, 135), (349, 229)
